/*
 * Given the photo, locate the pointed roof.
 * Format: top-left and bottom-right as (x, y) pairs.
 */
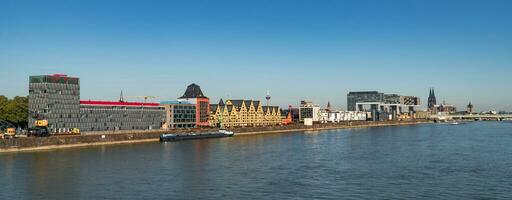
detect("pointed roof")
(218, 98), (225, 106)
(230, 100), (245, 107)
(253, 101), (261, 108)
(179, 83), (208, 99)
(210, 104), (218, 111)
(119, 90), (124, 102)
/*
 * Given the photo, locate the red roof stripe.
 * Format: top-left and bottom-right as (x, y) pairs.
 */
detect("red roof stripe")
(80, 100), (161, 107)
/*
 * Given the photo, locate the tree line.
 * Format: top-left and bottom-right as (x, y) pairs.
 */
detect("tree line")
(0, 96), (28, 128)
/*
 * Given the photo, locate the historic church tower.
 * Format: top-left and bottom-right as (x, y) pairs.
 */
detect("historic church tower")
(427, 88), (437, 112)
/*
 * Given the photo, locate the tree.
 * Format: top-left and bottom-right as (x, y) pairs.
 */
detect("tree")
(0, 96), (29, 128)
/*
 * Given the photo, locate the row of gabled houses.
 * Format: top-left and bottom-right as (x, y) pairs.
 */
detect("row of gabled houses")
(209, 99), (282, 128)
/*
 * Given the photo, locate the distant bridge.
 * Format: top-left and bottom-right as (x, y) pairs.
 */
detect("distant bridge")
(430, 114), (512, 121)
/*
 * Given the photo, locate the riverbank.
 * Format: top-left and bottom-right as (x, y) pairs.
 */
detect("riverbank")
(0, 120), (431, 153)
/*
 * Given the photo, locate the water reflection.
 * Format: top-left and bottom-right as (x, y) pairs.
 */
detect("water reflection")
(2, 122), (512, 199)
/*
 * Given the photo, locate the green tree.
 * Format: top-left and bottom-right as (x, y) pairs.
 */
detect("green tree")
(0, 96), (29, 128)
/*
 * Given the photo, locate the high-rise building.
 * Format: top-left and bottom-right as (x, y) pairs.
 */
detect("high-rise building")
(178, 83), (210, 127)
(427, 88), (437, 112)
(28, 74), (80, 133)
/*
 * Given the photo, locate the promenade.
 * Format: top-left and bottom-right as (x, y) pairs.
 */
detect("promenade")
(0, 120), (431, 153)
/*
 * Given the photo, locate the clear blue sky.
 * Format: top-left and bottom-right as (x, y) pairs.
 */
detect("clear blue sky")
(1, 0), (511, 111)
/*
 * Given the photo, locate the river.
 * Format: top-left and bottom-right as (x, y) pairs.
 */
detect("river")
(1, 122), (512, 199)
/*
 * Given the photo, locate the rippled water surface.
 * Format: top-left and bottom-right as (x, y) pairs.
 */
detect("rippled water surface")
(2, 122), (512, 199)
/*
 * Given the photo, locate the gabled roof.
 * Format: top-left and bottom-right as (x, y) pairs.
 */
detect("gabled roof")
(227, 105), (234, 112)
(230, 100), (245, 107)
(179, 83), (208, 99)
(210, 104), (218, 111)
(263, 106), (277, 113)
(253, 101), (261, 108)
(218, 98), (225, 106)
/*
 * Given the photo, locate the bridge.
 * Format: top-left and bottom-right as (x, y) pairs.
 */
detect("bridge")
(0, 120), (15, 132)
(430, 114), (512, 121)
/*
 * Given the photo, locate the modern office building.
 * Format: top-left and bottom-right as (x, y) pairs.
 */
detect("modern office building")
(28, 74), (191, 133)
(299, 100), (321, 122)
(79, 100), (165, 132)
(160, 101), (197, 129)
(347, 91), (421, 121)
(28, 74), (81, 132)
(178, 84), (210, 127)
(347, 91), (384, 111)
(327, 111), (367, 122)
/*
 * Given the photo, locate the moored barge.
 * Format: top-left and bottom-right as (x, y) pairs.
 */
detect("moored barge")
(160, 130), (234, 142)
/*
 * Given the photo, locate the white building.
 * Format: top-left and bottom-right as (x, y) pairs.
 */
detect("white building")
(299, 100), (321, 122)
(328, 111), (367, 122)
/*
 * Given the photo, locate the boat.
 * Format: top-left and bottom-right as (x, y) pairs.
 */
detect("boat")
(160, 130), (234, 142)
(449, 121), (461, 125)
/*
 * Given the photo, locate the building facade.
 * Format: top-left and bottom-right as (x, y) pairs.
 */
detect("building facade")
(79, 100), (165, 132)
(347, 91), (384, 111)
(299, 100), (321, 122)
(28, 74), (205, 133)
(28, 74), (81, 133)
(348, 91), (420, 121)
(178, 84), (210, 127)
(160, 101), (197, 129)
(209, 99), (281, 127)
(427, 88), (437, 113)
(328, 111), (367, 122)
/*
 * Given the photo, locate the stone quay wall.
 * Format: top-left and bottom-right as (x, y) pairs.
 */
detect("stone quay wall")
(0, 120), (431, 152)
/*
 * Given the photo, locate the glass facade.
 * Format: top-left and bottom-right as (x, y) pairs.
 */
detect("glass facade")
(28, 75), (81, 133)
(161, 102), (197, 129)
(347, 91), (384, 111)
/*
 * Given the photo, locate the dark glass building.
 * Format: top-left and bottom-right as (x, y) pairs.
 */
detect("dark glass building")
(347, 91), (384, 111)
(28, 74), (81, 133)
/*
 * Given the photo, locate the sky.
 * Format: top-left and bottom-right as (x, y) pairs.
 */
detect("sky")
(1, 0), (511, 112)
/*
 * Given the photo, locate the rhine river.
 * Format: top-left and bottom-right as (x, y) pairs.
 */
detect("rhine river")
(2, 122), (512, 199)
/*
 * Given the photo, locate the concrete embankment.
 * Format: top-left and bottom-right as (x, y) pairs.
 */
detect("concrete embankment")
(0, 120), (431, 153)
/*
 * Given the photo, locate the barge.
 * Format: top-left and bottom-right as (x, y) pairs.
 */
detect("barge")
(160, 130), (234, 142)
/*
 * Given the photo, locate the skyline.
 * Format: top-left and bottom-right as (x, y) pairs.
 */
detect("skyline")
(1, 0), (512, 111)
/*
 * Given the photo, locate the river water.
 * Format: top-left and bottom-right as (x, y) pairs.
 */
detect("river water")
(1, 122), (512, 199)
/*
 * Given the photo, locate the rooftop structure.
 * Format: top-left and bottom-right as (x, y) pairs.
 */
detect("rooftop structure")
(180, 83), (207, 99)
(178, 83), (210, 127)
